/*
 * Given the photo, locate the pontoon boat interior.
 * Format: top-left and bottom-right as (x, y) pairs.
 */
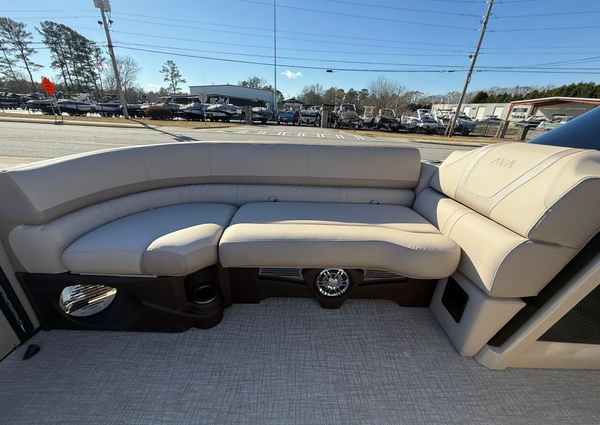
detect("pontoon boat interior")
(0, 133), (599, 423)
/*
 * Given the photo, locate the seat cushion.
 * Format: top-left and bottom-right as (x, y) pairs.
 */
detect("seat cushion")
(62, 203), (237, 276)
(218, 202), (460, 279)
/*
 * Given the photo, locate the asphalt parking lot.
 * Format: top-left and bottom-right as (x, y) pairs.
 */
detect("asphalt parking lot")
(0, 121), (479, 169)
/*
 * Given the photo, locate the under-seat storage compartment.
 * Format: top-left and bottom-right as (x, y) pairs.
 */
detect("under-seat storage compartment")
(431, 272), (525, 356)
(18, 266), (225, 332)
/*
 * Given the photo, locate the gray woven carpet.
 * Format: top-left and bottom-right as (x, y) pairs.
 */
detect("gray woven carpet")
(1, 299), (599, 425)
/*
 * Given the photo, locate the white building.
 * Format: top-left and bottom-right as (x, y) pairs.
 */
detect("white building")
(432, 97), (600, 122)
(189, 84), (276, 110)
(431, 102), (510, 121)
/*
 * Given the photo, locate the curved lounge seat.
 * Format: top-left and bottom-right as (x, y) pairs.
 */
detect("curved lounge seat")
(62, 203), (237, 276)
(219, 202), (460, 279)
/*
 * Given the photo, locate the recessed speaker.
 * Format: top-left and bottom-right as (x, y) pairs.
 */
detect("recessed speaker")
(315, 268), (351, 297)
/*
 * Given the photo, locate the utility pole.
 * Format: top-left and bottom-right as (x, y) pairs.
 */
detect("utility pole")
(273, 0), (278, 113)
(446, 0), (494, 137)
(94, 0), (129, 119)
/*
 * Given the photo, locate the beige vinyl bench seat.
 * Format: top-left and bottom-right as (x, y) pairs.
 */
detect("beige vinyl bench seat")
(62, 203), (237, 276)
(219, 202), (461, 279)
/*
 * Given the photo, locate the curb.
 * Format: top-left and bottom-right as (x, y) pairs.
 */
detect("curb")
(404, 138), (487, 148)
(0, 116), (143, 129)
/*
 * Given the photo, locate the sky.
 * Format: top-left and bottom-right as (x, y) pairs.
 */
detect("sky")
(5, 0), (600, 98)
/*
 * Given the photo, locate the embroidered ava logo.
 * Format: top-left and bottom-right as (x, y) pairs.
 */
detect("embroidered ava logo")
(490, 157), (515, 168)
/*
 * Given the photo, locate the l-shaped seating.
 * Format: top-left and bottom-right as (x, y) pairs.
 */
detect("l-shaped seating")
(1, 140), (598, 356)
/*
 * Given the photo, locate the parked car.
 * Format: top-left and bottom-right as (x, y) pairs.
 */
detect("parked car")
(277, 109), (299, 125)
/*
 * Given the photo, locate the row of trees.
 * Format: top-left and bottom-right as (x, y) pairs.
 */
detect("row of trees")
(0, 17), (188, 101)
(295, 77), (445, 115)
(470, 82), (600, 103)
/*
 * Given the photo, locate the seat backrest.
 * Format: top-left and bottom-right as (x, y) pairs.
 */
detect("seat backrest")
(0, 142), (421, 225)
(414, 142), (600, 297)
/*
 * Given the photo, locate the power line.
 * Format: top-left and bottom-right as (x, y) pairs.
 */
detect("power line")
(111, 12), (473, 48)
(118, 41), (600, 71)
(306, 0), (481, 18)
(114, 41), (467, 67)
(495, 10), (600, 18)
(113, 17), (472, 53)
(112, 44), (600, 75)
(107, 29), (469, 58)
(229, 0), (478, 31)
(7, 15), (98, 20)
(114, 45), (466, 73)
(492, 25), (600, 32)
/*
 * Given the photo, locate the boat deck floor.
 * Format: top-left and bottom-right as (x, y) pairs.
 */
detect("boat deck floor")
(1, 298), (599, 425)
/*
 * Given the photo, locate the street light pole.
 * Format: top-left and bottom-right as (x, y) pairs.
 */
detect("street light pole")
(273, 0), (278, 113)
(446, 0), (494, 137)
(94, 0), (129, 119)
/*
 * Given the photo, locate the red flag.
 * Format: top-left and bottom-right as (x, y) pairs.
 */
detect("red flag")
(41, 77), (55, 96)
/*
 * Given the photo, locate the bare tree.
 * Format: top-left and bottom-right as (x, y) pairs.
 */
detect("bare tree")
(298, 83), (324, 105)
(238, 75), (266, 89)
(368, 77), (407, 111)
(103, 56), (141, 92)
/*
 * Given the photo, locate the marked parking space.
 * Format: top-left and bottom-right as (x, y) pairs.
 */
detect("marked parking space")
(195, 126), (373, 141)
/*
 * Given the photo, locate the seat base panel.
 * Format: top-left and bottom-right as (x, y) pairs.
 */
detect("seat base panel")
(226, 268), (436, 308)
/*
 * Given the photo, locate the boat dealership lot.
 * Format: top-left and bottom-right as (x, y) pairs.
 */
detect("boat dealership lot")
(0, 121), (477, 169)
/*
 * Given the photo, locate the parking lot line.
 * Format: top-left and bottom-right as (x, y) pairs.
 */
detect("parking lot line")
(354, 135), (365, 140)
(336, 134), (345, 139)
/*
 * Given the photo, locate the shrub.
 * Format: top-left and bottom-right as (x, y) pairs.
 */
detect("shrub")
(144, 106), (173, 120)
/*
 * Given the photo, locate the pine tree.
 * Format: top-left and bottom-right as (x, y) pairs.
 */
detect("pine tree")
(0, 38), (18, 82)
(160, 60), (186, 94)
(0, 17), (42, 92)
